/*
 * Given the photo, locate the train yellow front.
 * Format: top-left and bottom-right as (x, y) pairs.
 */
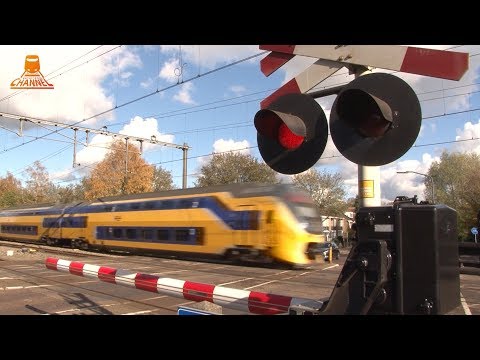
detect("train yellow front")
(0, 183), (326, 267)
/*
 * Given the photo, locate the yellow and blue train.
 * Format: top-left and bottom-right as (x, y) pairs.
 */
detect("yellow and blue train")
(0, 183), (326, 267)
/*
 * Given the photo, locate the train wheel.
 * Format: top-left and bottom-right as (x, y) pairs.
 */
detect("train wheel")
(46, 238), (54, 246)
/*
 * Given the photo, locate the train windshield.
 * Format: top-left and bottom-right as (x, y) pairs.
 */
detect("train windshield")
(283, 191), (323, 234)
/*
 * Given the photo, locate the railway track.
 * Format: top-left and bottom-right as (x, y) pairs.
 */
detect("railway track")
(0, 240), (122, 259)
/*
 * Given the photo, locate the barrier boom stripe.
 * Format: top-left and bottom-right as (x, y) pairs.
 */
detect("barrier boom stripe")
(260, 59), (343, 109)
(260, 45), (469, 81)
(45, 257), (320, 315)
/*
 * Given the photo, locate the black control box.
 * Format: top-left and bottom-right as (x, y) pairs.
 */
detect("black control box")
(356, 200), (460, 314)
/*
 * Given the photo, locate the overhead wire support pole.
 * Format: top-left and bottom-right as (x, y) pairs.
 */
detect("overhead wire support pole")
(0, 112), (191, 182)
(182, 142), (188, 189)
(73, 128), (78, 167)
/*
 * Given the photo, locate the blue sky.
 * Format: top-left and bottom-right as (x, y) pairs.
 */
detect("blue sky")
(0, 45), (478, 203)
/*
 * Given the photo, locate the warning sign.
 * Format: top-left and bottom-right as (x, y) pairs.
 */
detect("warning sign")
(360, 180), (374, 198)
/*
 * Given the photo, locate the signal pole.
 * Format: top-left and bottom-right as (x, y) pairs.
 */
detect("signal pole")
(354, 66), (382, 207)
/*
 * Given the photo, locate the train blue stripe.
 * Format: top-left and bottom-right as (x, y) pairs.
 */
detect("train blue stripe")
(0, 197), (260, 230)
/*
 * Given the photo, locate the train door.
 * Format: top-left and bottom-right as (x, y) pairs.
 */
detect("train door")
(47, 218), (62, 240)
(264, 209), (276, 249)
(233, 204), (260, 248)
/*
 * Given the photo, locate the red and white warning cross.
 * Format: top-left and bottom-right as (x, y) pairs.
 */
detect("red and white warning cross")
(260, 45), (469, 109)
(45, 257), (321, 315)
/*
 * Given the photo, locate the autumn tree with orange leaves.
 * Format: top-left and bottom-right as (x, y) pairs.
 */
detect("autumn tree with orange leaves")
(0, 172), (23, 207)
(84, 140), (154, 199)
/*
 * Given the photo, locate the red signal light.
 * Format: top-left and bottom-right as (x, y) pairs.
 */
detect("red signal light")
(278, 123), (304, 149)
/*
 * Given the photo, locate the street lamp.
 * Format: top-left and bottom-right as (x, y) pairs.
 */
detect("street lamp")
(396, 171), (435, 204)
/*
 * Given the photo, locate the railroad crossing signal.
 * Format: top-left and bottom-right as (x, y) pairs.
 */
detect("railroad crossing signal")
(254, 45), (469, 174)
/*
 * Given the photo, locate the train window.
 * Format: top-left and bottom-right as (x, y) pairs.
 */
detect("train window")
(142, 202), (155, 210)
(176, 229), (189, 242)
(126, 228), (136, 239)
(157, 229), (169, 241)
(178, 199), (190, 208)
(115, 204), (129, 212)
(130, 203), (140, 210)
(113, 228), (123, 239)
(141, 229), (153, 240)
(192, 200), (199, 208)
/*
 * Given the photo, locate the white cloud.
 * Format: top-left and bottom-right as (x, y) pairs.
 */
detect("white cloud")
(213, 139), (250, 154)
(140, 77), (154, 89)
(229, 85), (246, 95)
(159, 58), (181, 83)
(173, 82), (196, 105)
(196, 138), (250, 167)
(454, 119), (480, 154)
(0, 45), (142, 127)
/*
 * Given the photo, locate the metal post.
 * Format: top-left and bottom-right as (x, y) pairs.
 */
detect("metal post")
(430, 176), (435, 204)
(354, 66), (381, 207)
(182, 143), (188, 189)
(73, 128), (77, 167)
(125, 138), (129, 174)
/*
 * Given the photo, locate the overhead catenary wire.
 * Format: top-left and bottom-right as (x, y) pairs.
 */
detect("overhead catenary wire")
(3, 46), (480, 184)
(7, 86), (480, 182)
(0, 50), (269, 156)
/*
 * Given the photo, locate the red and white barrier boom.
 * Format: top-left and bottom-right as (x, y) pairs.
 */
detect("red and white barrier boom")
(45, 257), (322, 315)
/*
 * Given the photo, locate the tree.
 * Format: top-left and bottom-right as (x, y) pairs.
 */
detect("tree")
(428, 151), (480, 239)
(292, 168), (348, 217)
(194, 152), (279, 187)
(0, 172), (23, 208)
(55, 183), (86, 204)
(24, 161), (56, 204)
(153, 166), (176, 191)
(84, 140), (154, 199)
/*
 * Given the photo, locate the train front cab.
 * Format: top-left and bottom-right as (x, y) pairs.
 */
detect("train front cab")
(266, 192), (326, 267)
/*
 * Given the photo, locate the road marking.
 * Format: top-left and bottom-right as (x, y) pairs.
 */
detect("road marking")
(54, 303), (118, 314)
(150, 269), (188, 275)
(210, 265), (228, 270)
(460, 292), (472, 315)
(142, 295), (168, 301)
(75, 280), (100, 284)
(323, 264), (339, 270)
(0, 277), (19, 280)
(7, 265), (34, 269)
(218, 278), (253, 286)
(243, 280), (278, 290)
(122, 310), (154, 315)
(265, 270), (291, 277)
(1, 284), (53, 290)
(132, 266), (153, 270)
